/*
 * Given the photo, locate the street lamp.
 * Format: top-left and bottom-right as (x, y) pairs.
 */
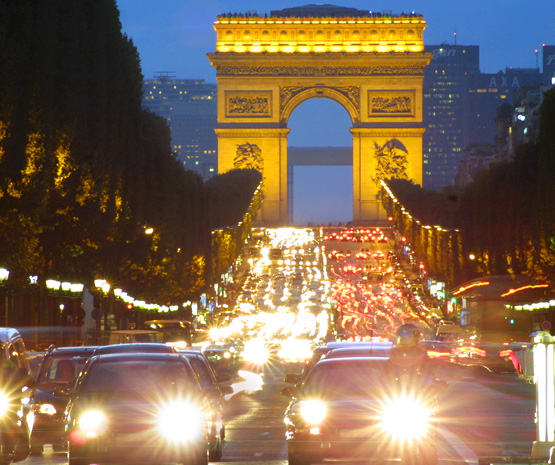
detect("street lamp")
(0, 268), (9, 325)
(94, 279), (111, 333)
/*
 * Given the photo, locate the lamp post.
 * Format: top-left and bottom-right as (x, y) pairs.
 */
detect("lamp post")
(45, 279), (61, 326)
(531, 331), (555, 460)
(468, 253), (488, 276)
(0, 268), (9, 325)
(94, 279), (111, 331)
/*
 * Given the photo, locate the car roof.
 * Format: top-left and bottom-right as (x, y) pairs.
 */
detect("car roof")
(109, 330), (160, 334)
(93, 352), (185, 362)
(94, 343), (176, 355)
(0, 327), (23, 343)
(47, 346), (99, 355)
(324, 346), (392, 359)
(312, 356), (390, 368)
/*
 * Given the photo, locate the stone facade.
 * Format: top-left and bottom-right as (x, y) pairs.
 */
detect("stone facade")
(209, 7), (431, 224)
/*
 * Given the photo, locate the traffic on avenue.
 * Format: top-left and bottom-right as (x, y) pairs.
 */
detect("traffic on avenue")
(9, 227), (538, 465)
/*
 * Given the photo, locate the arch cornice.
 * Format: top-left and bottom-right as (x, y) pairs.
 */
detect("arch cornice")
(280, 86), (360, 126)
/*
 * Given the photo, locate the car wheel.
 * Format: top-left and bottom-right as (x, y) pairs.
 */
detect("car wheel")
(30, 443), (43, 456)
(68, 458), (88, 465)
(208, 434), (222, 462)
(13, 432), (30, 462)
(189, 443), (209, 465)
(288, 448), (312, 465)
(68, 445), (88, 465)
(52, 443), (68, 452)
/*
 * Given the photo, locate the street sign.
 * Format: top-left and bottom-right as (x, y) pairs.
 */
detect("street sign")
(542, 321), (551, 331)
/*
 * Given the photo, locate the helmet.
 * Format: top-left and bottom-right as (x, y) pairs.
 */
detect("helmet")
(395, 324), (421, 347)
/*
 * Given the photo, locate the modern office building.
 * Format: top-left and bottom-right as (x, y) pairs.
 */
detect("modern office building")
(142, 73), (217, 179)
(423, 45), (545, 191)
(422, 45), (480, 191)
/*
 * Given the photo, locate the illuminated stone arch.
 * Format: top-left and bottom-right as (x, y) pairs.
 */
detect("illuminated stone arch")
(280, 86), (360, 127)
(209, 6), (431, 225)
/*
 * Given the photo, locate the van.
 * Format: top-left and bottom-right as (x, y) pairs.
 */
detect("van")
(0, 327), (32, 375)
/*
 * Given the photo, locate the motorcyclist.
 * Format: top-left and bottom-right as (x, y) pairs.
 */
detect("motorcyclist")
(388, 323), (436, 390)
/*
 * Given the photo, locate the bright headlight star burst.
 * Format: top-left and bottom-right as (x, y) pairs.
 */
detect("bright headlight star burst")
(379, 395), (431, 441)
(300, 400), (327, 425)
(0, 392), (10, 415)
(156, 400), (205, 442)
(78, 410), (108, 439)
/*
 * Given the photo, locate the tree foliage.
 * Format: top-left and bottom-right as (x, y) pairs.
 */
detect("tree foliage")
(384, 88), (555, 288)
(0, 0), (260, 309)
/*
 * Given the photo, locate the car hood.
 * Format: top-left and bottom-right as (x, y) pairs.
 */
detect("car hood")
(34, 384), (71, 406)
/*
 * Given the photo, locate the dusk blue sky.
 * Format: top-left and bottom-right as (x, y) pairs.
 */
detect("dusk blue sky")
(116, 0), (553, 148)
(115, 0), (553, 223)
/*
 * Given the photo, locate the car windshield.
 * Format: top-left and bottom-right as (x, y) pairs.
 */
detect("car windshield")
(37, 355), (89, 385)
(79, 360), (195, 397)
(302, 360), (389, 398)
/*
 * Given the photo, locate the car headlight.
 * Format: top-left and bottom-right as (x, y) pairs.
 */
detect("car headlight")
(300, 400), (327, 425)
(0, 393), (10, 416)
(38, 403), (57, 415)
(378, 395), (431, 441)
(156, 400), (206, 443)
(77, 410), (108, 439)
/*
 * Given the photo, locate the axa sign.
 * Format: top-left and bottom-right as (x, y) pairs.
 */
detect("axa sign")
(488, 76), (521, 89)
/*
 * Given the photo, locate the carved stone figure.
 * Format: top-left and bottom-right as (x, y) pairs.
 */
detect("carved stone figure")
(233, 143), (263, 173)
(372, 139), (408, 185)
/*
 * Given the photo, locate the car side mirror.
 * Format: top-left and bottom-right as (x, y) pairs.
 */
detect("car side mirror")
(219, 385), (234, 396)
(217, 373), (231, 383)
(284, 373), (301, 384)
(280, 386), (297, 397)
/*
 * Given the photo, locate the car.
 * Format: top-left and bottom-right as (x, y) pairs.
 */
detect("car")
(202, 344), (240, 376)
(144, 320), (194, 345)
(64, 352), (218, 465)
(284, 341), (393, 385)
(282, 356), (445, 465)
(31, 345), (98, 455)
(177, 349), (234, 461)
(0, 327), (35, 465)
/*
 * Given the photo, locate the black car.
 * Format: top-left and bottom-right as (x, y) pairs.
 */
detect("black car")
(177, 349), (234, 461)
(282, 356), (445, 465)
(31, 346), (97, 455)
(65, 352), (218, 465)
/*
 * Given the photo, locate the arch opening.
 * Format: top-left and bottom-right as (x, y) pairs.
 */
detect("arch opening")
(287, 97), (353, 226)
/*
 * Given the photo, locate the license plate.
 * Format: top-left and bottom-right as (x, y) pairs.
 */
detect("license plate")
(338, 428), (368, 438)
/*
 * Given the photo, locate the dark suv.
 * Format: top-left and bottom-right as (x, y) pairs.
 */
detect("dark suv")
(31, 346), (97, 454)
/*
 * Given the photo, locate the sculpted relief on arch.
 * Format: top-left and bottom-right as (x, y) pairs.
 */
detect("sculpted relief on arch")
(233, 143), (263, 173)
(372, 139), (409, 185)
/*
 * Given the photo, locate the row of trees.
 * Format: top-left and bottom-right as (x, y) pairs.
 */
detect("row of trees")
(382, 87), (555, 290)
(0, 0), (261, 319)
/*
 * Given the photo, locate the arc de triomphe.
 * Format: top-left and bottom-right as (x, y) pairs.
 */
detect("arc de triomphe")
(208, 5), (431, 225)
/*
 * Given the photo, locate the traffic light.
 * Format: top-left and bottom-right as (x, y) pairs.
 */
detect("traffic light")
(126, 303), (134, 311)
